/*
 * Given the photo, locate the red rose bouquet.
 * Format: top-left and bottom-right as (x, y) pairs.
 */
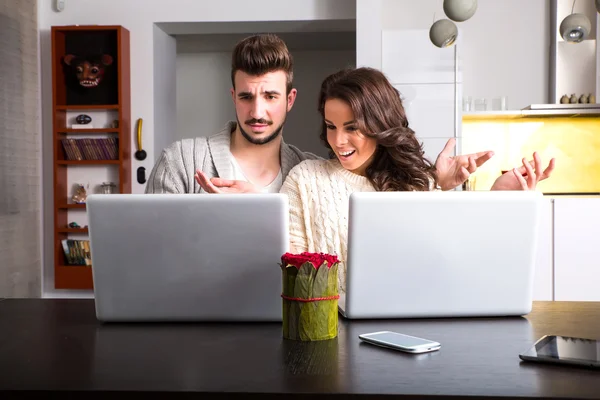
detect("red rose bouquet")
(280, 252), (339, 341)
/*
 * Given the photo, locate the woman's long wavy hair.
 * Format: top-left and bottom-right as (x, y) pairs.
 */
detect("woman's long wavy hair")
(318, 67), (438, 192)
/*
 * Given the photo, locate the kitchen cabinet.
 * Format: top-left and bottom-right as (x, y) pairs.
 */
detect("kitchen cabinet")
(380, 29), (461, 162)
(532, 199), (554, 301)
(554, 198), (600, 301)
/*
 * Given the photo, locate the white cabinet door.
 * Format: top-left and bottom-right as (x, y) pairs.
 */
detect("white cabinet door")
(420, 137), (451, 165)
(532, 199), (554, 301)
(554, 198), (600, 301)
(393, 83), (459, 140)
(382, 29), (462, 84)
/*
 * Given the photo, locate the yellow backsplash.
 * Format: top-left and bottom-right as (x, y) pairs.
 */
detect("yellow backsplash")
(461, 117), (600, 193)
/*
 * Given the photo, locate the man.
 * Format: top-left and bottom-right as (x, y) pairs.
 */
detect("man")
(146, 34), (547, 195)
(145, 33), (316, 194)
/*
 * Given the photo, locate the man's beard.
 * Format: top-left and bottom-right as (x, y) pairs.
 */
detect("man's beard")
(237, 115), (286, 145)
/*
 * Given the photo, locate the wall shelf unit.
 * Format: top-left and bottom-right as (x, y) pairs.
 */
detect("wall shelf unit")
(51, 25), (131, 289)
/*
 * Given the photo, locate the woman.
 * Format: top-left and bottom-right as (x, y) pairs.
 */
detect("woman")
(279, 67), (555, 293)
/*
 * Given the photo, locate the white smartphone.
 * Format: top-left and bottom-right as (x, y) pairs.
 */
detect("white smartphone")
(358, 331), (441, 354)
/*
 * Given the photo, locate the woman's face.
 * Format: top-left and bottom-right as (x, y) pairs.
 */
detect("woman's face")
(324, 98), (378, 176)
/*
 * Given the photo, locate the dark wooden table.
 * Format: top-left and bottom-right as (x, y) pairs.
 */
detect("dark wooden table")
(0, 300), (599, 399)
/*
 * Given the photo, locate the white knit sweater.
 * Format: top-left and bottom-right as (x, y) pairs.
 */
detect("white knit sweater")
(279, 159), (376, 293)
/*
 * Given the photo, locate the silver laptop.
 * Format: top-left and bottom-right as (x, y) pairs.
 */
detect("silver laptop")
(86, 193), (289, 322)
(339, 191), (543, 319)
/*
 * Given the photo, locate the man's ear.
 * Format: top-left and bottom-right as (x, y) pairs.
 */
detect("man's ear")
(230, 87), (236, 104)
(287, 88), (298, 112)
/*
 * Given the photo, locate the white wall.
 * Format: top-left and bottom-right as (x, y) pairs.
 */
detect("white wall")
(176, 52), (234, 141)
(360, 0), (551, 110)
(457, 0), (550, 110)
(288, 50), (355, 156)
(38, 0), (356, 297)
(176, 47), (354, 157)
(153, 25), (177, 168)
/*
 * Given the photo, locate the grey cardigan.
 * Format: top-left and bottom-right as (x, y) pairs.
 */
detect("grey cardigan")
(145, 121), (321, 194)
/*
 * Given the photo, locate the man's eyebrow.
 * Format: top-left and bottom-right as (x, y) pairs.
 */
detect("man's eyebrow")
(264, 90), (281, 96)
(237, 91), (252, 97)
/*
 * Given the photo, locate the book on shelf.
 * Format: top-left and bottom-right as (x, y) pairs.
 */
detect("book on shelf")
(60, 138), (119, 161)
(61, 239), (92, 266)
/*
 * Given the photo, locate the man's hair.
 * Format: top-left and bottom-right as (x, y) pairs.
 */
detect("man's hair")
(231, 34), (293, 94)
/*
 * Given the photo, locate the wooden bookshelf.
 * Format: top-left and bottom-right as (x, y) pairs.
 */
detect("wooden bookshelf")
(51, 25), (131, 290)
(58, 128), (119, 134)
(55, 105), (120, 110)
(58, 203), (87, 210)
(57, 227), (89, 234)
(55, 265), (94, 289)
(57, 160), (121, 165)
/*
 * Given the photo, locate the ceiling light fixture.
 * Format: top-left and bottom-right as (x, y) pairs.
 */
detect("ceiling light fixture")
(429, 19), (458, 48)
(559, 0), (592, 43)
(443, 0), (478, 22)
(429, 0), (478, 48)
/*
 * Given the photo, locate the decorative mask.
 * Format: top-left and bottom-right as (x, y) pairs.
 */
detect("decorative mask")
(63, 54), (113, 88)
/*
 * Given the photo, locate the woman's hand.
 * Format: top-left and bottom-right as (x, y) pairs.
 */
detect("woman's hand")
(490, 152), (555, 191)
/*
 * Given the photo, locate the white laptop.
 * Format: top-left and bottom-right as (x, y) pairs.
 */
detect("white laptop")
(338, 191), (543, 319)
(86, 193), (289, 322)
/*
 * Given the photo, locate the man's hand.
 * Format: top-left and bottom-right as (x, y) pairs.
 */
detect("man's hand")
(434, 138), (494, 190)
(491, 152), (556, 191)
(195, 170), (260, 194)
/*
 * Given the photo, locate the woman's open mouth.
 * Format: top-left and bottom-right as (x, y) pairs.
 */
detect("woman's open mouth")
(338, 150), (355, 160)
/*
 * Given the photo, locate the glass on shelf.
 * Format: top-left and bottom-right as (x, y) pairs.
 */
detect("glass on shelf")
(491, 96), (508, 111)
(463, 96), (473, 112)
(100, 182), (116, 194)
(474, 98), (487, 112)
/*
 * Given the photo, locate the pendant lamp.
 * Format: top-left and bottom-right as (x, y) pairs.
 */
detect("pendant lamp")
(429, 19), (458, 48)
(443, 0), (477, 22)
(560, 0), (591, 43)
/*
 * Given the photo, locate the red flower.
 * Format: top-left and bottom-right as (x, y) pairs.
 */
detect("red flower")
(281, 252), (339, 269)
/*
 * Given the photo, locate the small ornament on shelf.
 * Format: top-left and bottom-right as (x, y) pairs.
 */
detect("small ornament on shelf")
(76, 114), (91, 124)
(589, 93), (596, 104)
(560, 94), (569, 104)
(569, 94), (578, 104)
(67, 222), (88, 230)
(579, 94), (589, 104)
(72, 114), (94, 129)
(71, 183), (88, 204)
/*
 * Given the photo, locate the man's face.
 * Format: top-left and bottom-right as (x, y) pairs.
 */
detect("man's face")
(231, 70), (297, 145)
